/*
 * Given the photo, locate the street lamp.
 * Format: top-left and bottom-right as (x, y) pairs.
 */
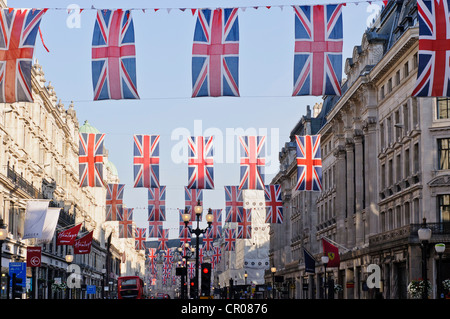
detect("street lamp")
(418, 218), (432, 299)
(435, 243), (446, 299)
(176, 243), (194, 299)
(321, 255), (329, 299)
(65, 253), (74, 299)
(183, 201), (213, 299)
(271, 267), (276, 299)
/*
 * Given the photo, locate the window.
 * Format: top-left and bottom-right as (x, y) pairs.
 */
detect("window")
(380, 122), (385, 149)
(438, 138), (450, 170)
(413, 143), (420, 172)
(437, 98), (450, 119)
(438, 195), (450, 222)
(404, 61), (409, 77)
(380, 85), (385, 99)
(403, 103), (409, 132)
(404, 149), (410, 178)
(395, 70), (400, 86)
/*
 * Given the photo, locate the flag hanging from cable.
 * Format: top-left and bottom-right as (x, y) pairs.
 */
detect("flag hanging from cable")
(133, 134), (160, 188)
(295, 135), (322, 191)
(187, 136), (214, 189)
(78, 132), (106, 187)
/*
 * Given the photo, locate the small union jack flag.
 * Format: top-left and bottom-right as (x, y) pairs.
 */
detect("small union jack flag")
(185, 187), (203, 221)
(148, 186), (166, 222)
(188, 262), (195, 279)
(0, 9), (47, 102)
(212, 246), (222, 266)
(92, 9), (139, 100)
(187, 136), (214, 189)
(412, 0), (450, 96)
(265, 184), (283, 223)
(164, 248), (174, 265)
(224, 228), (236, 251)
(295, 135), (322, 191)
(133, 134), (160, 188)
(105, 183), (125, 221)
(292, 4), (343, 96)
(119, 208), (134, 238)
(148, 221), (163, 238)
(225, 186), (243, 222)
(135, 227), (146, 250)
(203, 228), (214, 251)
(79, 133), (105, 187)
(237, 208), (251, 239)
(209, 209), (223, 239)
(157, 228), (169, 251)
(192, 8), (240, 97)
(239, 136), (266, 190)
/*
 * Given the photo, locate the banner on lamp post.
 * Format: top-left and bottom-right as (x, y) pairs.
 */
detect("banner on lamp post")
(26, 247), (42, 267)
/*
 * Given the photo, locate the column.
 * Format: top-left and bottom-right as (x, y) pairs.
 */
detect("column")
(334, 145), (347, 245)
(354, 130), (364, 247)
(363, 117), (378, 238)
(346, 139), (355, 248)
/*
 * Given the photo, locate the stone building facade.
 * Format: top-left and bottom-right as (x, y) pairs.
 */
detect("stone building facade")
(268, 0), (450, 299)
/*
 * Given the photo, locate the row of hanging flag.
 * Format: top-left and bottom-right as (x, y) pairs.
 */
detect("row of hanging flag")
(1, 0), (442, 104)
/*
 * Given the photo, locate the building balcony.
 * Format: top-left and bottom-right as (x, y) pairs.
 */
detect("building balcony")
(6, 164), (44, 199)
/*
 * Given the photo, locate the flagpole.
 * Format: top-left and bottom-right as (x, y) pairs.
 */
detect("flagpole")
(321, 236), (351, 253)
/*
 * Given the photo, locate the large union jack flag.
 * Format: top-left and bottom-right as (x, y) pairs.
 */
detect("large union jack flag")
(292, 4), (343, 96)
(79, 133), (105, 187)
(224, 228), (236, 251)
(265, 184), (283, 224)
(192, 8), (239, 97)
(92, 9), (139, 100)
(148, 186), (166, 222)
(295, 135), (322, 191)
(135, 227), (146, 250)
(239, 136), (266, 190)
(105, 183), (125, 221)
(133, 134), (160, 188)
(412, 0), (450, 96)
(0, 9), (46, 103)
(187, 136), (214, 189)
(119, 208), (134, 238)
(185, 187), (203, 221)
(237, 208), (252, 239)
(224, 186), (243, 222)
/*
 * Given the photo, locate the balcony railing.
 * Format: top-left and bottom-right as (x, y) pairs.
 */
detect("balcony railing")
(6, 164), (44, 199)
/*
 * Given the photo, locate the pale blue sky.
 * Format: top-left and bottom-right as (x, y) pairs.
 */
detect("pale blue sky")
(12, 0), (381, 238)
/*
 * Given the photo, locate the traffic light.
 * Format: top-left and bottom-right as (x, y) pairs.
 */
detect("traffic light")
(12, 273), (23, 299)
(201, 263), (211, 296)
(189, 276), (197, 299)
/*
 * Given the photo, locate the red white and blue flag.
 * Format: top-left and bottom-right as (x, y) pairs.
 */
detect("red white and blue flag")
(237, 208), (251, 239)
(239, 136), (266, 190)
(119, 208), (134, 238)
(295, 135), (322, 191)
(133, 134), (160, 188)
(0, 9), (46, 102)
(164, 248), (174, 265)
(412, 0), (450, 96)
(78, 133), (105, 187)
(92, 9), (139, 100)
(203, 228), (214, 251)
(105, 183), (125, 221)
(192, 8), (239, 97)
(148, 186), (166, 222)
(188, 262), (195, 279)
(157, 228), (169, 251)
(212, 246), (222, 267)
(265, 184), (283, 223)
(187, 136), (214, 189)
(135, 227), (146, 250)
(209, 209), (223, 239)
(185, 187), (203, 221)
(224, 228), (236, 251)
(292, 4), (343, 96)
(224, 186), (243, 222)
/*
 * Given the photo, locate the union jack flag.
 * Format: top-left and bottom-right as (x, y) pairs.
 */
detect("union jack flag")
(292, 4), (343, 96)
(224, 186), (243, 222)
(187, 136), (214, 189)
(133, 134), (160, 188)
(295, 135), (322, 191)
(119, 208), (134, 238)
(185, 187), (203, 221)
(79, 133), (105, 187)
(212, 246), (222, 266)
(224, 228), (236, 251)
(237, 208), (251, 239)
(164, 248), (174, 265)
(105, 183), (125, 221)
(203, 228), (214, 251)
(135, 227), (146, 250)
(209, 209), (223, 239)
(148, 221), (163, 238)
(239, 136), (266, 190)
(188, 262), (195, 279)
(265, 184), (283, 223)
(148, 186), (166, 222)
(157, 228), (169, 251)
(192, 8), (239, 97)
(92, 9), (139, 100)
(0, 9), (46, 102)
(412, 0), (450, 96)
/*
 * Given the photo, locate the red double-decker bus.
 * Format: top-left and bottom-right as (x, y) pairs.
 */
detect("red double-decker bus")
(118, 276), (145, 299)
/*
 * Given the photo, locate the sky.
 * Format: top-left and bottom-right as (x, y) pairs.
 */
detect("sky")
(11, 0), (382, 238)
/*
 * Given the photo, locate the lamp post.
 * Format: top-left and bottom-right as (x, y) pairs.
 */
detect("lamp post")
(271, 267), (276, 299)
(182, 201), (213, 299)
(321, 255), (329, 299)
(177, 244), (194, 299)
(0, 219), (7, 300)
(65, 253), (74, 299)
(418, 218), (432, 299)
(435, 243), (446, 299)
